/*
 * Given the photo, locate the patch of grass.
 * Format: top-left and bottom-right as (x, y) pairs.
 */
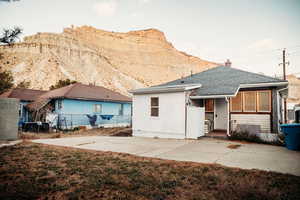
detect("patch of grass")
(0, 142), (299, 200)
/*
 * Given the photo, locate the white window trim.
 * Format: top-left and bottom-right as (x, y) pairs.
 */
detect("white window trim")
(150, 97), (159, 117)
(94, 104), (102, 113)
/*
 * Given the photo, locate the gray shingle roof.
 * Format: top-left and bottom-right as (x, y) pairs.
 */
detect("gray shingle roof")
(156, 66), (287, 96)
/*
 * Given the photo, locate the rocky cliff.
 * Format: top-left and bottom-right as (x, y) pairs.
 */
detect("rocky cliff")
(0, 26), (217, 95)
(287, 74), (300, 104)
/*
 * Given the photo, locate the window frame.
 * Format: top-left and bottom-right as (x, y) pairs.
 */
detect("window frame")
(230, 92), (242, 112)
(230, 90), (272, 114)
(150, 97), (159, 117)
(243, 91), (257, 112)
(257, 90), (272, 113)
(57, 100), (62, 110)
(94, 104), (102, 113)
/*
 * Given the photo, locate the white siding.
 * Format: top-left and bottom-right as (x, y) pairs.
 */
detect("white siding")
(132, 92), (186, 139)
(231, 114), (271, 133)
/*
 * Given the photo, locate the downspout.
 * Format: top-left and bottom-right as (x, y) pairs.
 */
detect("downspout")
(184, 91), (188, 139)
(277, 87), (288, 133)
(225, 97), (231, 136)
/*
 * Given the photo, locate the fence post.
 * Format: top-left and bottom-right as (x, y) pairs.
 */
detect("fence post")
(71, 114), (73, 130)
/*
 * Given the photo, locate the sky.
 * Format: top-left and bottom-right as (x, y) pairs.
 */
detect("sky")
(1, 0), (300, 77)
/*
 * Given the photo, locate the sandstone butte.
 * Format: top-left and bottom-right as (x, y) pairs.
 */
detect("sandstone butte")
(0, 25), (218, 96)
(0, 25), (299, 103)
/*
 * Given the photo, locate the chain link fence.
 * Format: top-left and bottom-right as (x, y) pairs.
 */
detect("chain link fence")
(55, 114), (131, 130)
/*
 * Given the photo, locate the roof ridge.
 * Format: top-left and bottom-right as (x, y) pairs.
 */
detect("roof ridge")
(228, 66), (285, 82)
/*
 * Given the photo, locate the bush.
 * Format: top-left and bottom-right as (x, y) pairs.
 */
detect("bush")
(229, 131), (262, 143)
(229, 131), (284, 146)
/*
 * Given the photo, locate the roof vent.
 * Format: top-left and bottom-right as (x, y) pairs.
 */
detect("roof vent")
(225, 59), (232, 67)
(180, 80), (185, 84)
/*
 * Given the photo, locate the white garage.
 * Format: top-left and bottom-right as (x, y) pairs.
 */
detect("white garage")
(131, 84), (205, 139)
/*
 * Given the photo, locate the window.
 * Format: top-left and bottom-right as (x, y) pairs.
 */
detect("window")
(151, 97), (159, 117)
(243, 91), (256, 112)
(230, 92), (242, 112)
(19, 104), (22, 117)
(94, 104), (102, 113)
(58, 100), (62, 109)
(230, 90), (272, 113)
(118, 104), (124, 115)
(205, 99), (214, 112)
(257, 91), (271, 112)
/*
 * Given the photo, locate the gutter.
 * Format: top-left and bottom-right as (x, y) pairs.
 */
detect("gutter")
(130, 84), (202, 95)
(277, 86), (289, 93)
(190, 94), (235, 99)
(239, 82), (288, 88)
(190, 82), (288, 99)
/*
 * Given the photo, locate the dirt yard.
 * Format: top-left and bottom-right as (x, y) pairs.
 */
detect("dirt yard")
(0, 142), (299, 200)
(19, 127), (132, 140)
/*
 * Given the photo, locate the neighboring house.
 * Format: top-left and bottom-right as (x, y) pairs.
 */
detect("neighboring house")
(25, 83), (132, 129)
(130, 65), (288, 139)
(0, 88), (47, 125)
(287, 103), (300, 123)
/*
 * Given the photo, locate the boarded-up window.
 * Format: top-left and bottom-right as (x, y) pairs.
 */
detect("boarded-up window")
(151, 97), (159, 117)
(257, 91), (271, 112)
(243, 91), (256, 112)
(94, 104), (102, 113)
(205, 99), (214, 112)
(231, 92), (242, 112)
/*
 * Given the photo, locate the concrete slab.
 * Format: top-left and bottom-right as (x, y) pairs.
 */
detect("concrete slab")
(0, 140), (22, 148)
(33, 136), (300, 176)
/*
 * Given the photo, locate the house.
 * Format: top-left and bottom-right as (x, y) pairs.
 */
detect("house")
(130, 65), (288, 139)
(287, 103), (300, 123)
(0, 88), (47, 125)
(24, 83), (132, 129)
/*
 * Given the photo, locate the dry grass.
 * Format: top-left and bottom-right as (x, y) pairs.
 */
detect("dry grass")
(0, 142), (299, 200)
(19, 127), (131, 140)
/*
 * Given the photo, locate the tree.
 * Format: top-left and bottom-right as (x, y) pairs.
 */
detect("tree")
(16, 80), (30, 89)
(0, 70), (14, 94)
(0, 27), (23, 45)
(0, 0), (21, 2)
(49, 79), (77, 90)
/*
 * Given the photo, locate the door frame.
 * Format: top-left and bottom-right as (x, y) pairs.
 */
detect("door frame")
(213, 98), (228, 131)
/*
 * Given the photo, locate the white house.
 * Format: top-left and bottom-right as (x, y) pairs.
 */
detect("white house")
(130, 66), (289, 139)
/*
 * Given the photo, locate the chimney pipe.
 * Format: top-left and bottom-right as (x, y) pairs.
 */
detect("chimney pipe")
(225, 59), (232, 67)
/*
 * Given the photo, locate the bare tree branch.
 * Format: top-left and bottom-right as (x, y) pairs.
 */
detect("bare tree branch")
(0, 27), (23, 45)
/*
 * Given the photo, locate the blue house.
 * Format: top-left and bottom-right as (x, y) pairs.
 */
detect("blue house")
(23, 83), (132, 129)
(0, 88), (47, 126)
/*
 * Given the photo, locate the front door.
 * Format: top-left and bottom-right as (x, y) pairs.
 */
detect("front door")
(214, 98), (228, 130)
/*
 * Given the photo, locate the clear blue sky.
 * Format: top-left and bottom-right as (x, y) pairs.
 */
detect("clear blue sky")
(1, 0), (299, 76)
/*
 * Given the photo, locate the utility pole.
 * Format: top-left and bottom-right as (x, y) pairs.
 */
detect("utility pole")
(282, 49), (287, 123)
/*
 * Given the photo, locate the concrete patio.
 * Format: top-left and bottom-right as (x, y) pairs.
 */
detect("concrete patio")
(33, 136), (300, 176)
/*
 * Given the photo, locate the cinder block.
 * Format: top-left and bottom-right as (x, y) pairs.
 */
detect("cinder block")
(0, 98), (19, 140)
